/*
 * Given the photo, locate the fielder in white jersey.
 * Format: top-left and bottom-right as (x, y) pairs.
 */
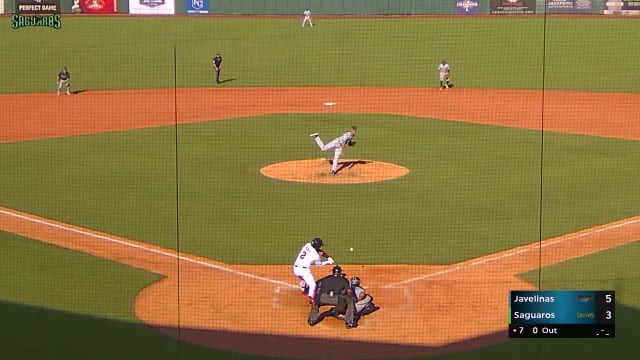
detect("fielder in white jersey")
(438, 60), (451, 90)
(293, 237), (333, 304)
(302, 9), (313, 27)
(310, 126), (357, 175)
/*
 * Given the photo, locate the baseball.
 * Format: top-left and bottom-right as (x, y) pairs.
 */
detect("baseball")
(349, 247), (354, 252)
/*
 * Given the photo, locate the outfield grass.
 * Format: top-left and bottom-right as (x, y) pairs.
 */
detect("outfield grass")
(2, 115), (639, 264)
(0, 232), (162, 321)
(1, 17), (639, 93)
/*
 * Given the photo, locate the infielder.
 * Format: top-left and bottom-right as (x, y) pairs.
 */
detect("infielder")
(56, 66), (71, 95)
(302, 9), (313, 27)
(438, 60), (450, 90)
(293, 237), (334, 304)
(310, 126), (357, 175)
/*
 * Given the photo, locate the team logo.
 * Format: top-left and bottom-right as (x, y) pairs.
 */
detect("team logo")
(140, 0), (165, 8)
(191, 0), (203, 10)
(577, 294), (594, 303)
(456, 0), (479, 13)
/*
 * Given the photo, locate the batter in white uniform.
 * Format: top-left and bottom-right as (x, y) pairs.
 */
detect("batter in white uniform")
(293, 237), (333, 304)
(310, 126), (357, 175)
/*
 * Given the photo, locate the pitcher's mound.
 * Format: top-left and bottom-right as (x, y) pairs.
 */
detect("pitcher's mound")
(261, 159), (409, 184)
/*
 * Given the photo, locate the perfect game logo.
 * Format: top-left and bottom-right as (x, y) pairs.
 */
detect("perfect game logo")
(12, 0), (62, 29)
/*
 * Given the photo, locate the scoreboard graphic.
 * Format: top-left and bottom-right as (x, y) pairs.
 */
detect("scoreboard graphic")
(509, 290), (615, 338)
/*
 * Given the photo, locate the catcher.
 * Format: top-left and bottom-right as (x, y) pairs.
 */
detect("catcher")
(308, 265), (357, 328)
(57, 66), (71, 95)
(349, 276), (379, 323)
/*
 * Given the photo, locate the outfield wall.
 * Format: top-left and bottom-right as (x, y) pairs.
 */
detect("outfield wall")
(2, 0), (606, 16)
(175, 0), (605, 15)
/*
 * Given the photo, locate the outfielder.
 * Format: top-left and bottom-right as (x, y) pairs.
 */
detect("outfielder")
(438, 60), (450, 90)
(302, 9), (313, 27)
(293, 237), (334, 304)
(310, 126), (357, 175)
(56, 66), (71, 95)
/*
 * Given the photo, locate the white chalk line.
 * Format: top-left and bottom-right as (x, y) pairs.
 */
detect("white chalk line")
(2, 207), (638, 292)
(0, 208), (297, 289)
(384, 216), (640, 288)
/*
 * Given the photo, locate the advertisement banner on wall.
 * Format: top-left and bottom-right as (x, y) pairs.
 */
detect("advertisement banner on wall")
(15, 0), (61, 14)
(456, 0), (480, 14)
(77, 0), (117, 14)
(622, 0), (640, 10)
(546, 0), (593, 13)
(129, 0), (175, 14)
(186, 0), (209, 14)
(490, 0), (536, 14)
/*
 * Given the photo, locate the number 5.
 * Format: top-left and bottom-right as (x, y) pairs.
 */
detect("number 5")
(605, 294), (612, 303)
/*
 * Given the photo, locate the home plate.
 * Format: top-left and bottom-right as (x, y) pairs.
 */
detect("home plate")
(323, 102), (337, 106)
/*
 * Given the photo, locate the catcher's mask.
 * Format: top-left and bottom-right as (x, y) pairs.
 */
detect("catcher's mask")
(311, 237), (323, 250)
(350, 276), (360, 287)
(332, 265), (343, 276)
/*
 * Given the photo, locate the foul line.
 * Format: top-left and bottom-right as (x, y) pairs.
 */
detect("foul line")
(384, 216), (640, 288)
(3, 206), (638, 291)
(0, 208), (297, 289)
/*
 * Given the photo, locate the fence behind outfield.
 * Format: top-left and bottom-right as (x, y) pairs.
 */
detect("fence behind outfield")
(5, 0), (640, 16)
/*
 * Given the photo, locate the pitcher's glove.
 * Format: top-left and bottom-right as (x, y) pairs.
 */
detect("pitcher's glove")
(347, 139), (356, 146)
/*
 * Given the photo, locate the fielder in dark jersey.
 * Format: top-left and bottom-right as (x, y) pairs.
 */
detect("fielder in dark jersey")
(212, 53), (222, 84)
(57, 66), (71, 95)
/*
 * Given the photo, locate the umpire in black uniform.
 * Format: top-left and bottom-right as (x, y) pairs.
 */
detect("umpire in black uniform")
(212, 53), (222, 84)
(308, 265), (357, 328)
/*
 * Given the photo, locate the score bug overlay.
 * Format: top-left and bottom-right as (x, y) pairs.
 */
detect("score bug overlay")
(508, 290), (615, 338)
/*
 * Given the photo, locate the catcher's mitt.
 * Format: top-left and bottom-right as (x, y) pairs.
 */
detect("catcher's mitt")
(347, 139), (356, 146)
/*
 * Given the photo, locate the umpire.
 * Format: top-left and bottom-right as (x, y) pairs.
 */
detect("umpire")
(308, 265), (357, 328)
(212, 53), (222, 84)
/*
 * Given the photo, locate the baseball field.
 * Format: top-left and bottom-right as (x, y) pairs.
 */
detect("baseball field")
(1, 14), (640, 360)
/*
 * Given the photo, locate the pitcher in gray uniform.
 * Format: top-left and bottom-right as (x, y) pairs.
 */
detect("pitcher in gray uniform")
(309, 125), (357, 175)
